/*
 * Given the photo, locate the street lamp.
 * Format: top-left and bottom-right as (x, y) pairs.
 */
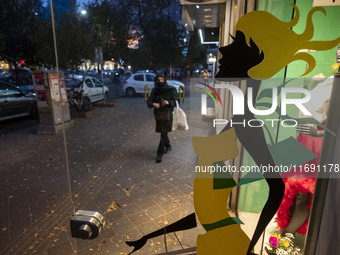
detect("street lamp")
(80, 9), (87, 16)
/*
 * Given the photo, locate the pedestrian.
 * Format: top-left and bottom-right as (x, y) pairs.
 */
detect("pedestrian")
(203, 69), (209, 84)
(147, 74), (179, 163)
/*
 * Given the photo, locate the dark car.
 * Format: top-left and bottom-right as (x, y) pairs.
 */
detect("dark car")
(0, 81), (38, 122)
(112, 68), (124, 80)
(0, 69), (32, 84)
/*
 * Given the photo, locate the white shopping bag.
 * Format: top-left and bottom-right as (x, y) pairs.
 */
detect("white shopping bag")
(172, 100), (189, 131)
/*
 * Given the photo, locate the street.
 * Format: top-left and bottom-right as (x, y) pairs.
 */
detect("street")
(0, 79), (209, 255)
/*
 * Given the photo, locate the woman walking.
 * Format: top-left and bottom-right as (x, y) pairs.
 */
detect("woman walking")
(147, 74), (179, 163)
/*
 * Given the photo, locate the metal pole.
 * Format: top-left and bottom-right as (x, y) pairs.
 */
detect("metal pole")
(212, 60), (216, 87)
(49, 0), (75, 214)
(101, 63), (105, 102)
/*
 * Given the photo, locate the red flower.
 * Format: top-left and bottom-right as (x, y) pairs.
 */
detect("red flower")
(269, 236), (279, 248)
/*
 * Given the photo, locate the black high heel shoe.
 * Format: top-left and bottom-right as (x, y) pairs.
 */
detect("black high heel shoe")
(156, 154), (162, 163)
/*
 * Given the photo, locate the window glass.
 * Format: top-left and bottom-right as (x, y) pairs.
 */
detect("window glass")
(134, 74), (144, 81)
(146, 74), (155, 82)
(0, 84), (21, 96)
(92, 78), (102, 87)
(85, 79), (93, 87)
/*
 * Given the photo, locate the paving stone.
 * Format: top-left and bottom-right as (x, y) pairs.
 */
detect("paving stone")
(100, 236), (132, 255)
(134, 197), (158, 211)
(47, 240), (75, 255)
(77, 244), (104, 255)
(114, 193), (134, 207)
(111, 215), (135, 234)
(156, 182), (176, 192)
(137, 220), (160, 236)
(153, 214), (178, 228)
(145, 205), (167, 220)
(168, 207), (194, 222)
(159, 200), (180, 213)
(151, 192), (172, 204)
(120, 202), (143, 217)
(167, 188), (185, 199)
(128, 212), (152, 226)
(103, 205), (124, 221)
(124, 227), (142, 241)
(148, 176), (167, 186)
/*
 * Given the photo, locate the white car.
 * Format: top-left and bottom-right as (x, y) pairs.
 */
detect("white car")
(65, 76), (109, 104)
(123, 73), (184, 96)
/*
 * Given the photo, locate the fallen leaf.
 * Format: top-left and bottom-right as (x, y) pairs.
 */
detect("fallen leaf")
(92, 176), (98, 179)
(104, 201), (119, 214)
(123, 185), (135, 197)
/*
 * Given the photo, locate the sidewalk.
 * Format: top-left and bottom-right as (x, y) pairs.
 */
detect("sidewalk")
(0, 93), (210, 254)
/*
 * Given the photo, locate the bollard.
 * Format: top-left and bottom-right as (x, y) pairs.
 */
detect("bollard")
(144, 85), (151, 102)
(179, 85), (185, 103)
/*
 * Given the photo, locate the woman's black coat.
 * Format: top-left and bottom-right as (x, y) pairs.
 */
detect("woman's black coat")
(147, 85), (179, 133)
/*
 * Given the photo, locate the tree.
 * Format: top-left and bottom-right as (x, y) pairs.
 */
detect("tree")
(186, 29), (206, 67)
(120, 0), (186, 70)
(85, 0), (130, 64)
(30, 0), (95, 70)
(0, 0), (41, 68)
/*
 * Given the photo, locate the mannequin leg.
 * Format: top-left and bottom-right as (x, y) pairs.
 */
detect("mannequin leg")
(282, 192), (310, 235)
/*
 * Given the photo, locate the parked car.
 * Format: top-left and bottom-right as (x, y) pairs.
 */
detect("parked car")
(123, 73), (183, 96)
(167, 79), (185, 88)
(87, 70), (98, 76)
(64, 76), (109, 105)
(64, 69), (85, 78)
(102, 70), (113, 76)
(0, 69), (32, 84)
(0, 81), (38, 122)
(108, 68), (124, 80)
(136, 70), (154, 74)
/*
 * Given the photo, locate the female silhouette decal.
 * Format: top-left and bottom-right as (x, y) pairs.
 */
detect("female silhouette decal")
(211, 5), (340, 254)
(126, 5), (340, 254)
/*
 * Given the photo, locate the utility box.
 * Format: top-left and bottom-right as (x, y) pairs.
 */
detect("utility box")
(32, 70), (72, 134)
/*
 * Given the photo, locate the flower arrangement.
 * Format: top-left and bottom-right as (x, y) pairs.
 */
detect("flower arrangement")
(265, 233), (301, 255)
